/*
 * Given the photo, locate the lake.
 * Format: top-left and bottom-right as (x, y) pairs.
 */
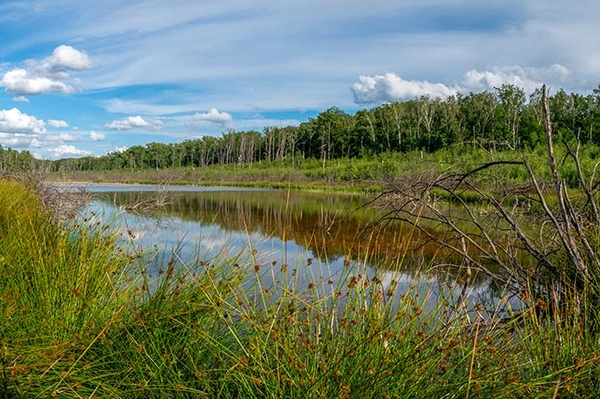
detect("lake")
(77, 184), (515, 315)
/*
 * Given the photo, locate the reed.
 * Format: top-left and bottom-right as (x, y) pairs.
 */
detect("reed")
(0, 179), (132, 396)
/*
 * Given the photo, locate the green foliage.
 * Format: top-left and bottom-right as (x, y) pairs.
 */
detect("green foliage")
(0, 180), (131, 396)
(47, 143), (598, 195)
(0, 145), (38, 172)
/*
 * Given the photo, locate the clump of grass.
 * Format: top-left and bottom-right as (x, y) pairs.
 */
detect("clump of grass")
(52, 252), (600, 398)
(0, 179), (131, 396)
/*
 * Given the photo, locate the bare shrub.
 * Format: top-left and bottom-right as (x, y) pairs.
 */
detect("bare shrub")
(375, 85), (600, 325)
(3, 169), (93, 221)
(121, 181), (173, 215)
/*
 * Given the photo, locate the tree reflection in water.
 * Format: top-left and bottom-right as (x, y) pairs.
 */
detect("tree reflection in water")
(81, 185), (520, 317)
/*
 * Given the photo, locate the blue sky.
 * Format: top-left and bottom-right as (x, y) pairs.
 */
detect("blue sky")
(0, 0), (598, 159)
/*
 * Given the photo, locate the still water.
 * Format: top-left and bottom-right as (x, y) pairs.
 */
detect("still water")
(79, 184), (509, 314)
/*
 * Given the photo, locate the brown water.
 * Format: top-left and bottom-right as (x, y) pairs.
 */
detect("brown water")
(81, 184), (514, 313)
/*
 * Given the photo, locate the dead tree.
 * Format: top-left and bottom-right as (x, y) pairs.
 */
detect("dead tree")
(375, 85), (600, 324)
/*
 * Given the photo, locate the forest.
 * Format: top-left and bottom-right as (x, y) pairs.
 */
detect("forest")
(2, 83), (600, 174)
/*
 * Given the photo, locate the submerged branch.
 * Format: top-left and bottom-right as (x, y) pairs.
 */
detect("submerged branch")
(121, 179), (175, 215)
(122, 187), (173, 215)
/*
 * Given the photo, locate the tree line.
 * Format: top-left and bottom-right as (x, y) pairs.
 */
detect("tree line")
(3, 83), (600, 174)
(0, 146), (37, 173)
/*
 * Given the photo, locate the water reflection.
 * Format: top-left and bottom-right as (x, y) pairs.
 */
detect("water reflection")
(102, 188), (370, 259)
(80, 185), (515, 314)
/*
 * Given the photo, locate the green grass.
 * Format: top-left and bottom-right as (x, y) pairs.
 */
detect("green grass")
(2, 179), (600, 398)
(43, 148), (505, 189)
(0, 180), (132, 397)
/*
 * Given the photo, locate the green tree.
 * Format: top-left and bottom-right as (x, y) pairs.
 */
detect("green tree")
(352, 109), (377, 157)
(495, 84), (526, 150)
(459, 91), (498, 147)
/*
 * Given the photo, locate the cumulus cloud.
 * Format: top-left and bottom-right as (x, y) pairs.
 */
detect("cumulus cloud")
(352, 73), (460, 104)
(461, 64), (573, 94)
(29, 138), (46, 148)
(0, 107), (98, 159)
(352, 65), (577, 104)
(48, 119), (69, 128)
(106, 116), (148, 130)
(0, 45), (91, 96)
(57, 133), (78, 141)
(48, 144), (91, 158)
(105, 115), (162, 130)
(0, 108), (46, 134)
(1, 69), (75, 95)
(90, 131), (105, 141)
(193, 108), (232, 125)
(0, 107), (95, 158)
(0, 132), (28, 148)
(2, 131), (81, 149)
(41, 45), (92, 72)
(0, 134), (54, 151)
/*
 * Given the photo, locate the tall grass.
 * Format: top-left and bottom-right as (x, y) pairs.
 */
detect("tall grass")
(0, 179), (131, 396)
(3, 163), (600, 397)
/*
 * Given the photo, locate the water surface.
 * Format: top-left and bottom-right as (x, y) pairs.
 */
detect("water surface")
(80, 184), (511, 314)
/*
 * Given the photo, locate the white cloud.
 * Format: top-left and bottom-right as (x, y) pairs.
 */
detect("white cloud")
(352, 64), (579, 104)
(90, 131), (105, 141)
(0, 68), (75, 95)
(352, 73), (460, 104)
(0, 108), (46, 134)
(0, 107), (93, 158)
(57, 133), (78, 141)
(193, 108), (232, 125)
(48, 119), (69, 128)
(0, 132), (27, 147)
(48, 144), (91, 158)
(13, 96), (29, 102)
(460, 64), (573, 93)
(101, 98), (202, 116)
(42, 44), (92, 72)
(106, 115), (162, 130)
(29, 138), (45, 148)
(0, 132), (80, 150)
(0, 45), (91, 96)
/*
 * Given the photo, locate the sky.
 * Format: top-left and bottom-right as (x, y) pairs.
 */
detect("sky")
(1, 0), (599, 159)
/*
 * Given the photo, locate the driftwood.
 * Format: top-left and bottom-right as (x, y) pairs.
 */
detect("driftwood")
(121, 185), (172, 214)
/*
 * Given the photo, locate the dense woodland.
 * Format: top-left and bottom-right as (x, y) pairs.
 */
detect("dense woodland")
(3, 83), (600, 173)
